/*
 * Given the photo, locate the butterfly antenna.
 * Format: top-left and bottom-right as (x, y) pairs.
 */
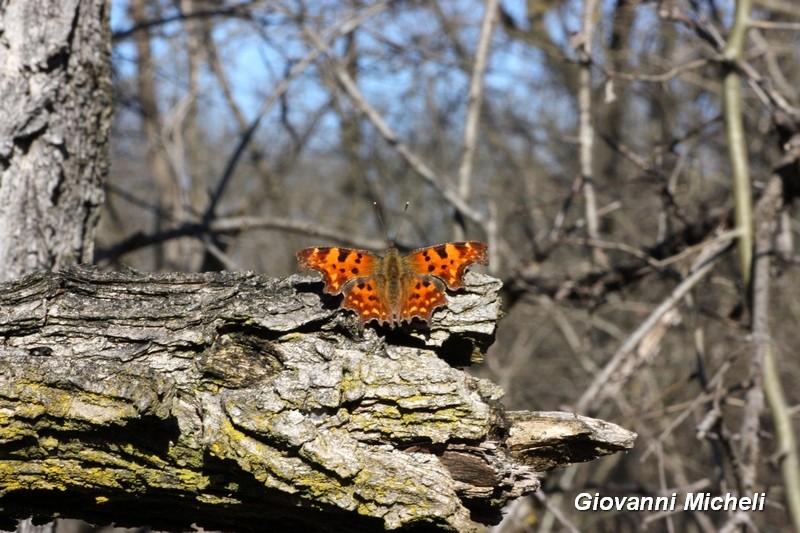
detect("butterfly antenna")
(373, 202), (391, 244)
(393, 202), (410, 244)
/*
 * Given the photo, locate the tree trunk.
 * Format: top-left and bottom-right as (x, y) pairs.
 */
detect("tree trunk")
(0, 267), (635, 532)
(0, 0), (110, 282)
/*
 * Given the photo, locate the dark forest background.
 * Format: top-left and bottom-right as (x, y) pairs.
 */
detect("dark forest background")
(98, 1), (800, 531)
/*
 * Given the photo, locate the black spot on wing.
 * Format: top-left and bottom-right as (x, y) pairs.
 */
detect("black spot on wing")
(433, 244), (449, 259)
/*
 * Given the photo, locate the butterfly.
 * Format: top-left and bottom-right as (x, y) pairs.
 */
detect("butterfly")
(296, 241), (488, 328)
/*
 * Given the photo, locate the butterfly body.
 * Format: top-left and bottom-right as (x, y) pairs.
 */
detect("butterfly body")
(297, 241), (488, 327)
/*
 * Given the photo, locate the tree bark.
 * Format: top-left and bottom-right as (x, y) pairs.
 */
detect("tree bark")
(0, 268), (635, 532)
(0, 0), (110, 282)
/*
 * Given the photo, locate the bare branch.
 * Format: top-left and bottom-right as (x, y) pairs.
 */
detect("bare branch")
(300, 25), (488, 230)
(722, 0), (754, 289)
(95, 215), (387, 264)
(574, 231), (738, 414)
(454, 0), (499, 237)
(576, 0), (607, 268)
(750, 175), (800, 530)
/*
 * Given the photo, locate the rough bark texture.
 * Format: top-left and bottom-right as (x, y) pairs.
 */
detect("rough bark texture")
(0, 0), (111, 282)
(0, 267), (635, 532)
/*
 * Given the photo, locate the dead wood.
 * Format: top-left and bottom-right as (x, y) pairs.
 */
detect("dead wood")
(0, 267), (635, 532)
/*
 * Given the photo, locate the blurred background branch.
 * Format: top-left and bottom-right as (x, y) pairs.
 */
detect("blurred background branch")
(10, 0), (794, 530)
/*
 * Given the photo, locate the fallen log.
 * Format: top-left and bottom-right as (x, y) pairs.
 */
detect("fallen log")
(0, 267), (635, 532)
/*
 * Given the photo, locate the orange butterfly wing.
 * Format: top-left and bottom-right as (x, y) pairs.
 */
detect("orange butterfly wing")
(395, 241), (487, 324)
(340, 278), (392, 326)
(397, 276), (447, 324)
(297, 246), (393, 325)
(296, 247), (380, 294)
(405, 241), (488, 289)
(297, 241), (488, 327)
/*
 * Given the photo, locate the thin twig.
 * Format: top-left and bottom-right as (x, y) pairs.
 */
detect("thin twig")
(454, 0), (498, 237)
(722, 0), (753, 289)
(534, 492), (581, 533)
(607, 58), (711, 83)
(95, 215), (385, 263)
(210, 215), (384, 249)
(749, 19), (800, 31)
(752, 175), (800, 530)
(640, 360), (732, 462)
